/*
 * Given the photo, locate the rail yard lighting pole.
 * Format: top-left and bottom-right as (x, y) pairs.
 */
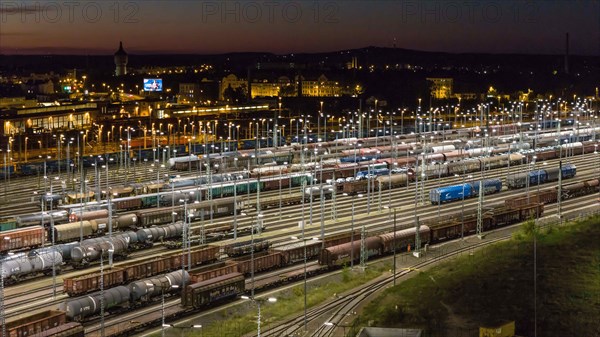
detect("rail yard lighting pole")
(537, 162), (546, 224)
(1, 237), (11, 337)
(24, 136), (28, 163)
(279, 166), (283, 220)
(343, 193), (362, 269)
(162, 324), (202, 337)
(233, 177), (238, 240)
(88, 247), (113, 337)
(291, 235), (310, 332)
(324, 322), (348, 336)
(241, 296), (277, 337)
(298, 181), (309, 331)
(147, 283), (179, 337)
(597, 147), (600, 202)
(50, 178), (59, 298)
(250, 212), (264, 297)
(1, 149), (6, 201)
(179, 194), (195, 291)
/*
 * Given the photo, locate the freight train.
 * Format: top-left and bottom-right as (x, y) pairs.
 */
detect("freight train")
(0, 248), (63, 284)
(59, 201), (545, 327)
(429, 179), (502, 204)
(47, 172), (312, 214)
(319, 202), (544, 267)
(504, 178), (600, 208)
(61, 270), (189, 322)
(39, 171), (252, 210)
(10, 198), (240, 247)
(5, 310), (84, 337)
(17, 185), (571, 334)
(60, 230), (358, 298)
(506, 164), (577, 189)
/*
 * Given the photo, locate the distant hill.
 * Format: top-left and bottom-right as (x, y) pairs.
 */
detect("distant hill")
(0, 46), (595, 74)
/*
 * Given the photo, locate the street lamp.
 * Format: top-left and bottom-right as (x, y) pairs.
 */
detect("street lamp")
(342, 193), (363, 269)
(250, 212), (265, 296)
(241, 296), (277, 337)
(323, 321), (349, 336)
(147, 283), (180, 337)
(88, 246), (114, 337)
(24, 136), (28, 163)
(383, 206), (398, 286)
(161, 324), (202, 337)
(1, 237), (11, 337)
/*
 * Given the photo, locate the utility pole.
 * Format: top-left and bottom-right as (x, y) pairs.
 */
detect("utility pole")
(557, 118), (562, 223)
(419, 147), (426, 205)
(477, 135), (489, 239)
(476, 179), (484, 239)
(414, 215), (421, 257)
(360, 223), (366, 269)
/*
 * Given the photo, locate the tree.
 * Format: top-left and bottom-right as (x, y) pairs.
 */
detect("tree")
(278, 84), (296, 97)
(223, 84), (247, 103)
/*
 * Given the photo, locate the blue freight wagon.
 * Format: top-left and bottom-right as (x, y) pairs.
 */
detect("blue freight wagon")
(19, 159), (73, 175)
(430, 184), (472, 204)
(507, 164), (576, 189)
(356, 168), (390, 179)
(471, 179), (502, 195)
(430, 178), (502, 204)
(0, 165), (15, 178)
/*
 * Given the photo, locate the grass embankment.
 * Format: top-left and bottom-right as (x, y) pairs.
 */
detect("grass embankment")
(351, 217), (600, 337)
(176, 265), (386, 337)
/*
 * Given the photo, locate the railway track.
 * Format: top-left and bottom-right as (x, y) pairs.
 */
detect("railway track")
(296, 204), (599, 337)
(131, 198), (599, 337)
(88, 185), (599, 336)
(3, 149), (599, 335)
(265, 236), (508, 337)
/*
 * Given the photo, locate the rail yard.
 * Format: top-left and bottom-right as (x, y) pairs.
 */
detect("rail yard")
(1, 122), (600, 337)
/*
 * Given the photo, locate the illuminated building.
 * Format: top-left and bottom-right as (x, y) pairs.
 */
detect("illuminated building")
(427, 78), (453, 99)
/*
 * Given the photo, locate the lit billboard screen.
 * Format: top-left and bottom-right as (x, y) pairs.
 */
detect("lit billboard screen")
(143, 78), (163, 92)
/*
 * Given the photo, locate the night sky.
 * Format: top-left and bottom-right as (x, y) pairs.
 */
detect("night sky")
(0, 0), (598, 55)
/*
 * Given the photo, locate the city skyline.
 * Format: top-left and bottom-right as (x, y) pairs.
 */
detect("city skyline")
(0, 0), (598, 55)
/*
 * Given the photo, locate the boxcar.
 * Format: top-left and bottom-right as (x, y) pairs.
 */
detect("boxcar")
(378, 226), (431, 253)
(318, 237), (382, 267)
(272, 240), (323, 264)
(182, 272), (245, 308)
(136, 208), (179, 227)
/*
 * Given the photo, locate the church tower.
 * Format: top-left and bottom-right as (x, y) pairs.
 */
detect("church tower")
(114, 41), (128, 76)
